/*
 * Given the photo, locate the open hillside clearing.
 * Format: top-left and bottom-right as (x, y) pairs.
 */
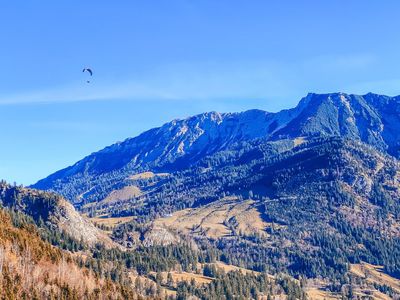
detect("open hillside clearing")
(350, 263), (400, 294)
(100, 185), (142, 205)
(90, 215), (135, 229)
(154, 197), (269, 239)
(128, 171), (169, 180)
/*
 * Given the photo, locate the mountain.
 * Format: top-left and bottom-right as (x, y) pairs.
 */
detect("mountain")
(33, 92), (400, 206)
(273, 93), (400, 155)
(31, 92), (400, 298)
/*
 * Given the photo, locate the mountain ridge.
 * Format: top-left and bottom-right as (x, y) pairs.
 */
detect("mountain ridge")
(32, 92), (400, 206)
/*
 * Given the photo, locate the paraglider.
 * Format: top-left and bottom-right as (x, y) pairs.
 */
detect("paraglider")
(82, 68), (93, 83)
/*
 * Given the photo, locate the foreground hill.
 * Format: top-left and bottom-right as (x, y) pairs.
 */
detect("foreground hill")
(0, 181), (113, 248)
(0, 205), (139, 299)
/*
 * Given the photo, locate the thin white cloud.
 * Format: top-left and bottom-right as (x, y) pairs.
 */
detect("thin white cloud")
(0, 82), (177, 105)
(0, 53), (383, 105)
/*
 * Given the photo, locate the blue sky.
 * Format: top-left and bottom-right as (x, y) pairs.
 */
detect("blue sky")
(2, 1), (400, 185)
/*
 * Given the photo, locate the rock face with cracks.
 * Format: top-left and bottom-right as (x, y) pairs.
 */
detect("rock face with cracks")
(0, 182), (113, 248)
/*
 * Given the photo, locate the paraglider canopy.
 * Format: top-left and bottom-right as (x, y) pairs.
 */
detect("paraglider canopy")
(82, 68), (93, 83)
(82, 68), (93, 76)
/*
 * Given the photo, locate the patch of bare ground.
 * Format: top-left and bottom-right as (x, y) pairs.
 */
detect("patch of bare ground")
(90, 215), (135, 228)
(305, 279), (341, 300)
(212, 261), (262, 276)
(155, 271), (213, 285)
(306, 288), (340, 300)
(128, 171), (169, 180)
(294, 137), (307, 147)
(100, 185), (142, 205)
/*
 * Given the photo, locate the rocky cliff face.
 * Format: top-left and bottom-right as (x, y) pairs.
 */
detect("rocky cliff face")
(0, 182), (113, 247)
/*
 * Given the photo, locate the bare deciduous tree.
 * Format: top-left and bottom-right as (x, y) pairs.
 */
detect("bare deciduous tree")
(0, 245), (4, 276)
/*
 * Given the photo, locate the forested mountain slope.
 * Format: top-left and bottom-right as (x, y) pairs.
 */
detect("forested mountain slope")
(102, 138), (400, 274)
(33, 92), (400, 206)
(0, 189), (305, 299)
(105, 137), (400, 298)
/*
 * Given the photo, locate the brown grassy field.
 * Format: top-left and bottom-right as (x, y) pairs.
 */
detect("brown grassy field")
(350, 263), (400, 294)
(306, 289), (339, 300)
(294, 136), (307, 146)
(128, 171), (169, 180)
(304, 263), (400, 299)
(101, 185), (141, 204)
(90, 215), (135, 228)
(154, 197), (268, 239)
(159, 271), (213, 285)
(305, 285), (341, 300)
(213, 261), (262, 276)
